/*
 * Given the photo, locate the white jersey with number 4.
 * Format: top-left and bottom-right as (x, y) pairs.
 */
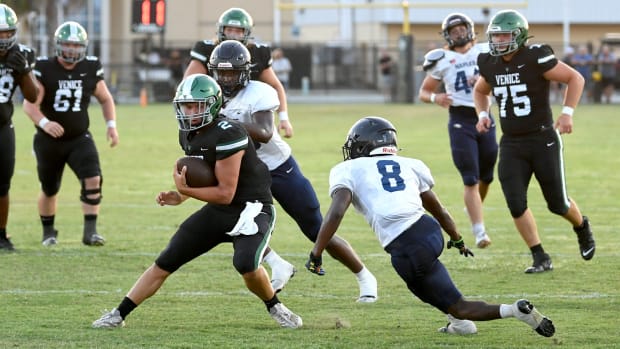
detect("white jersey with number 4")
(220, 80), (291, 170)
(329, 155), (435, 247)
(427, 43), (490, 108)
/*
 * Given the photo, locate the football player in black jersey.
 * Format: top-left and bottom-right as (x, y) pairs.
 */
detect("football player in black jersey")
(183, 7), (294, 139)
(92, 74), (302, 329)
(0, 4), (39, 251)
(23, 21), (119, 247)
(473, 10), (595, 273)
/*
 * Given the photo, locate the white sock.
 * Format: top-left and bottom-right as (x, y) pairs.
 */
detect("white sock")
(499, 304), (514, 318)
(355, 266), (372, 282)
(472, 223), (485, 234)
(263, 250), (285, 268)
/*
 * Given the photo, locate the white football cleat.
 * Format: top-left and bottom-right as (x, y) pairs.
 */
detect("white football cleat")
(92, 308), (125, 328)
(474, 231), (491, 248)
(269, 303), (303, 329)
(438, 314), (477, 335)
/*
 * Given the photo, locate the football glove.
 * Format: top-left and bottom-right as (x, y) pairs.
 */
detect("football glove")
(447, 237), (474, 257)
(305, 252), (325, 276)
(6, 49), (31, 76)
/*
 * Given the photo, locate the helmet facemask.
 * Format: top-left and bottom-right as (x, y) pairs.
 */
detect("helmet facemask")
(174, 98), (218, 131)
(212, 67), (250, 98)
(0, 29), (16, 52)
(488, 29), (524, 56)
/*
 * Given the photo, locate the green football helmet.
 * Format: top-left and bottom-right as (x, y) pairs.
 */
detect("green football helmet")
(54, 21), (88, 63)
(486, 10), (529, 56)
(0, 4), (18, 52)
(216, 8), (253, 44)
(173, 74), (223, 131)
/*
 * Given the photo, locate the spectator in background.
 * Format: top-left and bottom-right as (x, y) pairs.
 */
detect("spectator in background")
(379, 50), (394, 102)
(271, 48), (292, 90)
(597, 44), (616, 104)
(571, 45), (594, 103)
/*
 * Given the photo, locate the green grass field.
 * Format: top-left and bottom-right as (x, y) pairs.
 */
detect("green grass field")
(2, 102), (618, 348)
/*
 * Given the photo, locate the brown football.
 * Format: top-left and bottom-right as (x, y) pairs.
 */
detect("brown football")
(176, 156), (217, 187)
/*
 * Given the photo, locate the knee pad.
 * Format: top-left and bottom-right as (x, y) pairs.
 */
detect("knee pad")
(80, 177), (103, 205)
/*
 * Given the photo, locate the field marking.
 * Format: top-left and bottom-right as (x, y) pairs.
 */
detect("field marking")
(1, 288), (617, 301)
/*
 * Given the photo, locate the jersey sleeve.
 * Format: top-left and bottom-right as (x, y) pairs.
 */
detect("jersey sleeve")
(426, 49), (447, 80)
(409, 159), (434, 193)
(529, 44), (558, 74)
(215, 121), (250, 160)
(90, 57), (105, 82)
(190, 40), (215, 65)
(248, 82), (279, 112)
(328, 162), (354, 197)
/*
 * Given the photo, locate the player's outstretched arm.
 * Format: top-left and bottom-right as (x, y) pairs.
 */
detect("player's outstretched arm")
(307, 188), (352, 275)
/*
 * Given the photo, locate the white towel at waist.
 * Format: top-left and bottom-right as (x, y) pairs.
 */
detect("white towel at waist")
(226, 201), (263, 236)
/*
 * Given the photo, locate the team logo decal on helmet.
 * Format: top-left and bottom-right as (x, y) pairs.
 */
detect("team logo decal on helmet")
(173, 74), (223, 131)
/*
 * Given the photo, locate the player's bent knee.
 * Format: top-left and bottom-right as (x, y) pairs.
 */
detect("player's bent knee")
(548, 203), (569, 216)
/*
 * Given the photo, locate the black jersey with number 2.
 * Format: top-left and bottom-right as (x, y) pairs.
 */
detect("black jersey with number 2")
(179, 117), (272, 207)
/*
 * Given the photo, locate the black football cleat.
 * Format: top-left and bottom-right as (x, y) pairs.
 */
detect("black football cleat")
(524, 253), (553, 274)
(574, 216), (595, 261)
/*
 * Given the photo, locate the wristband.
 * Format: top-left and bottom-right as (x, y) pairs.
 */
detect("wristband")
(106, 120), (117, 128)
(561, 106), (574, 117)
(430, 93), (436, 103)
(278, 111), (289, 121)
(38, 117), (50, 128)
(478, 111), (489, 120)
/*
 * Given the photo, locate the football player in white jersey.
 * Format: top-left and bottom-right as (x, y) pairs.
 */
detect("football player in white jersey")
(210, 40), (378, 302)
(419, 13), (498, 249)
(305, 116), (555, 337)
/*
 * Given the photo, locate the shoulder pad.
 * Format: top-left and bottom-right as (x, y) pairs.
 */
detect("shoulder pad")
(422, 49), (445, 71)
